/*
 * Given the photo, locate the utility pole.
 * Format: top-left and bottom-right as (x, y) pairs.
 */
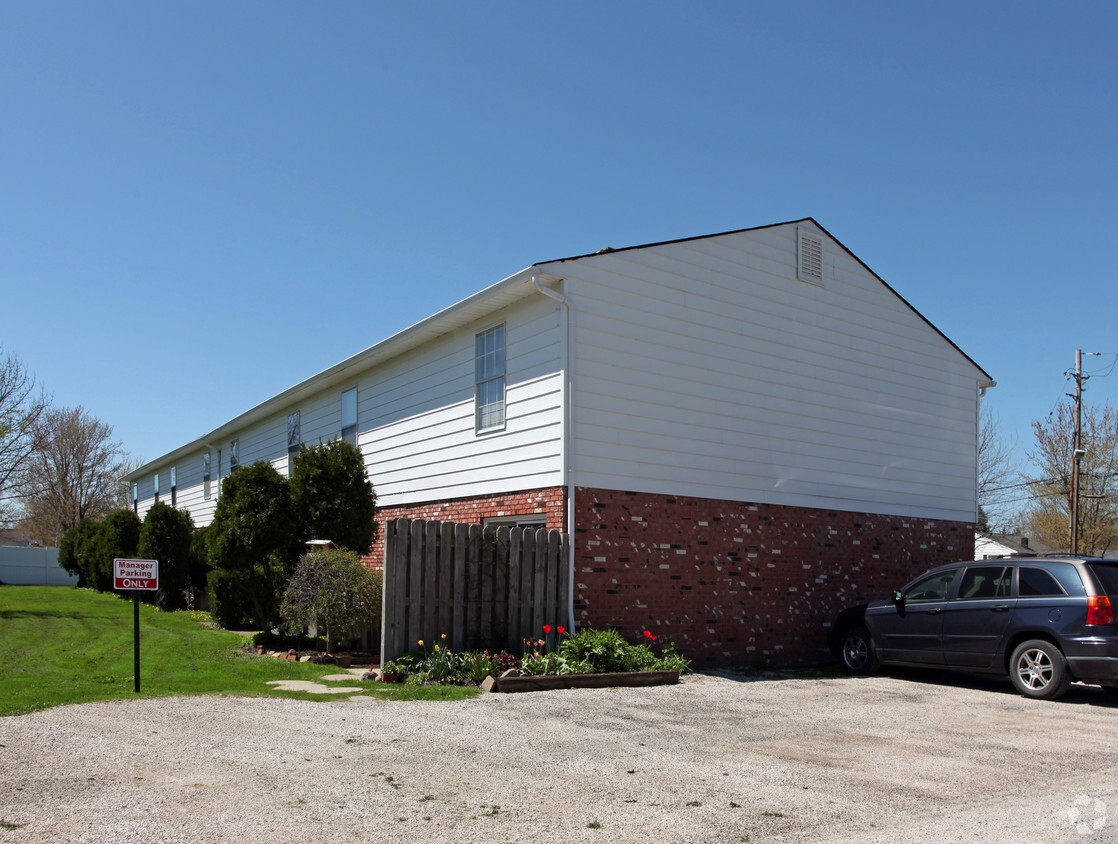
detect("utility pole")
(1070, 350), (1081, 553)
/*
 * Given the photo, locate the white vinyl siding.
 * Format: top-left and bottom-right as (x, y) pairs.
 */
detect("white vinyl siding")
(552, 222), (985, 523)
(362, 300), (562, 504)
(135, 294), (564, 526)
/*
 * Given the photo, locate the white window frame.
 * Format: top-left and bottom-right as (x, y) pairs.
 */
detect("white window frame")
(341, 388), (357, 446)
(475, 324), (506, 433)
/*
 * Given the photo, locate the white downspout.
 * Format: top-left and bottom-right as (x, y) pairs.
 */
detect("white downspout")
(533, 274), (576, 633)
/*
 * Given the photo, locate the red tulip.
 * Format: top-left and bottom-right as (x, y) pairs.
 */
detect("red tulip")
(543, 624), (552, 634)
(557, 626), (566, 634)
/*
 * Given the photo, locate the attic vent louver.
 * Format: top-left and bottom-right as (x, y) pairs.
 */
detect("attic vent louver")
(797, 227), (824, 285)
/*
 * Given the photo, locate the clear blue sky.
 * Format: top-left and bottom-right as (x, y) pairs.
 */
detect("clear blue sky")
(3, 1), (1116, 498)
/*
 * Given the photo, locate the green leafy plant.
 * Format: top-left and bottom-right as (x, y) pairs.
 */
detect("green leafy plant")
(280, 548), (382, 653)
(410, 635), (461, 684)
(457, 651), (501, 684)
(557, 628), (632, 673)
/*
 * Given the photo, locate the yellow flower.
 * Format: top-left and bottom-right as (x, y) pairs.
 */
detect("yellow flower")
(441, 633), (447, 639)
(418, 639), (424, 646)
(435, 644), (440, 651)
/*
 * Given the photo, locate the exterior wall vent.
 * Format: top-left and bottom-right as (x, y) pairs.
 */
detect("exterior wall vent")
(797, 227), (824, 285)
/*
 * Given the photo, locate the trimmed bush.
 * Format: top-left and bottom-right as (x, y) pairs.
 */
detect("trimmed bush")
(206, 461), (299, 629)
(138, 502), (195, 609)
(290, 439), (377, 553)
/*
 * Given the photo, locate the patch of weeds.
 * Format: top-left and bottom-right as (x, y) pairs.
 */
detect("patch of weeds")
(761, 810), (785, 818)
(686, 801), (702, 807)
(419, 795), (434, 802)
(370, 772), (400, 790)
(484, 805), (500, 816)
(587, 820), (601, 829)
(729, 802), (741, 808)
(1, 820), (27, 831)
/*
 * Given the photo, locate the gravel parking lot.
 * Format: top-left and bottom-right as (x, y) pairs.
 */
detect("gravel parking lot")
(2, 669), (1117, 843)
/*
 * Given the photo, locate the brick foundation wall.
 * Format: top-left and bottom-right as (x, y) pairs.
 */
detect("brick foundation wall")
(574, 487), (975, 669)
(363, 486), (567, 569)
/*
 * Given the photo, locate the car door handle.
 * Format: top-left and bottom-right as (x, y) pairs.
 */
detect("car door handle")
(990, 605), (1010, 612)
(925, 607), (943, 615)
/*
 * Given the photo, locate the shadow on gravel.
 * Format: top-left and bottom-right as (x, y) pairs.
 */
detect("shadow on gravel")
(699, 663), (1118, 707)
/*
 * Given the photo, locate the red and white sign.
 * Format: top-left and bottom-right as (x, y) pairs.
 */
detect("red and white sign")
(114, 558), (159, 591)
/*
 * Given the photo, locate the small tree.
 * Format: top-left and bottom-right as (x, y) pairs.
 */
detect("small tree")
(291, 439), (377, 553)
(138, 502), (195, 609)
(206, 461), (299, 628)
(58, 517), (105, 589)
(20, 406), (128, 545)
(96, 509), (141, 593)
(280, 548), (382, 653)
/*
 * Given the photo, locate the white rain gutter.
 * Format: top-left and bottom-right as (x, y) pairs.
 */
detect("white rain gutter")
(533, 274), (576, 633)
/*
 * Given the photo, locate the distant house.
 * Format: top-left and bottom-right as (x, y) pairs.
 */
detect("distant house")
(125, 219), (994, 666)
(974, 532), (1061, 559)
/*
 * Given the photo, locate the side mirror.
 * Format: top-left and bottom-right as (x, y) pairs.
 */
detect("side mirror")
(892, 589), (905, 605)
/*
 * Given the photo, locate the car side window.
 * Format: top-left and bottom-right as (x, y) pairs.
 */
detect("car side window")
(958, 566), (1010, 600)
(1018, 567), (1067, 597)
(903, 569), (959, 603)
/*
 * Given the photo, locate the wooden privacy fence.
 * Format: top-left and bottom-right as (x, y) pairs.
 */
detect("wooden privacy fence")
(381, 518), (571, 663)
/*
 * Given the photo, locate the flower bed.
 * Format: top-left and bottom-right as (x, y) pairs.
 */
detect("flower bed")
(381, 627), (689, 691)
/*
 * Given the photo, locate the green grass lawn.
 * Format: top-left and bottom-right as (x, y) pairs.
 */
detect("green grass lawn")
(0, 585), (477, 716)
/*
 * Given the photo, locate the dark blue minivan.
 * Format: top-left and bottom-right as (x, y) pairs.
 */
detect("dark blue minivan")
(829, 556), (1118, 699)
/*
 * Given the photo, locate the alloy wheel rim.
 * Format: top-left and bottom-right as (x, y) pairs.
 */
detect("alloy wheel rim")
(1017, 648), (1053, 689)
(844, 637), (867, 670)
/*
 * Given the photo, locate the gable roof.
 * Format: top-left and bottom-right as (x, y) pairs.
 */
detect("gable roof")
(537, 217), (994, 387)
(126, 218), (992, 480)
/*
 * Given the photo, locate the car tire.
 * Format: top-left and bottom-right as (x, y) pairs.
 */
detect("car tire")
(1009, 639), (1071, 700)
(839, 626), (879, 675)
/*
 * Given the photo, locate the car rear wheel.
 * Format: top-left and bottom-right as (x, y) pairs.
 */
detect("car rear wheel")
(1009, 639), (1071, 700)
(839, 627), (879, 675)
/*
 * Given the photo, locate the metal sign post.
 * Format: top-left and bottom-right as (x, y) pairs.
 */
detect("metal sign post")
(114, 559), (159, 693)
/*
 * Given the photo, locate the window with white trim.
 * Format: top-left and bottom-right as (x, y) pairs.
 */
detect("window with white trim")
(132, 483), (139, 514)
(170, 465), (177, 508)
(153, 472), (160, 503)
(230, 439), (239, 471)
(287, 411), (301, 475)
(475, 324), (506, 432)
(341, 388), (357, 446)
(203, 453), (212, 500)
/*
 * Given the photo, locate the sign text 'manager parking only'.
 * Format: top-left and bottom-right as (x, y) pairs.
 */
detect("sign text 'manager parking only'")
(114, 558), (159, 591)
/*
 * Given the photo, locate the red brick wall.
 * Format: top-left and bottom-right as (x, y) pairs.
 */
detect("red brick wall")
(573, 487), (975, 668)
(363, 486), (567, 570)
